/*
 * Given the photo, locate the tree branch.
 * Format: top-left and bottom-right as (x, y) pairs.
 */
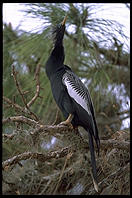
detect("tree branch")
(2, 115), (40, 127)
(100, 139), (130, 152)
(27, 63), (41, 107)
(3, 96), (28, 114)
(3, 115), (130, 152)
(12, 65), (28, 108)
(2, 146), (72, 171)
(11, 65), (39, 121)
(116, 109), (130, 115)
(97, 115), (130, 126)
(88, 162), (130, 195)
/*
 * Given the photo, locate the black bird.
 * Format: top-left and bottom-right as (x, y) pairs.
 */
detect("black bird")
(45, 16), (100, 192)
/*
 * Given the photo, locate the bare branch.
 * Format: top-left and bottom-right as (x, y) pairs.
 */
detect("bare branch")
(3, 115), (130, 152)
(27, 63), (41, 107)
(12, 65), (27, 107)
(2, 116), (40, 127)
(3, 96), (38, 120)
(116, 109), (130, 115)
(2, 147), (72, 171)
(88, 162), (130, 195)
(100, 139), (130, 152)
(11, 65), (39, 121)
(97, 115), (130, 126)
(3, 96), (25, 113)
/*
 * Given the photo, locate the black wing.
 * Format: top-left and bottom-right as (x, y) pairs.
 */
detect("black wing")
(62, 69), (100, 152)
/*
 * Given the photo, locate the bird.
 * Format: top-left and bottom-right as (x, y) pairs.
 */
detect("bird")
(45, 16), (100, 192)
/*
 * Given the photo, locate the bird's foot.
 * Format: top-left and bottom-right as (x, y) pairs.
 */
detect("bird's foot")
(59, 114), (74, 129)
(59, 120), (73, 129)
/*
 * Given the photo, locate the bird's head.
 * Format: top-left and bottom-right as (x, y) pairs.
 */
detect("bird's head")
(52, 16), (67, 46)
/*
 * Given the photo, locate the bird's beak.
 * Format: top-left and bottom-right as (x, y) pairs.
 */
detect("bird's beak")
(61, 15), (67, 26)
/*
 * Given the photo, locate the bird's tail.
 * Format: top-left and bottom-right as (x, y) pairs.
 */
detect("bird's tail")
(87, 131), (99, 192)
(92, 115), (100, 157)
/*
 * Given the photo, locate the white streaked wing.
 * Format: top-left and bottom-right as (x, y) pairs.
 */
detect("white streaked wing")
(63, 76), (91, 115)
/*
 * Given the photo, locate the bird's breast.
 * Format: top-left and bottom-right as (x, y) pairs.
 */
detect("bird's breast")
(50, 74), (65, 102)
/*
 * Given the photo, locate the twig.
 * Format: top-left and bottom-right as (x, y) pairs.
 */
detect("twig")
(52, 108), (60, 125)
(116, 109), (130, 115)
(88, 162), (130, 195)
(12, 65), (27, 108)
(27, 63), (41, 107)
(3, 133), (16, 140)
(53, 152), (73, 194)
(11, 65), (39, 121)
(2, 146), (72, 171)
(97, 115), (130, 125)
(3, 96), (28, 114)
(100, 139), (130, 151)
(2, 116), (40, 127)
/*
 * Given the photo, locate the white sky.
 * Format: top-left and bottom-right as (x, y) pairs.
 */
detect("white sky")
(3, 3), (130, 129)
(3, 3), (130, 36)
(3, 3), (130, 52)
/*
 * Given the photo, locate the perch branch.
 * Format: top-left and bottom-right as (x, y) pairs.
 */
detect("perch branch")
(3, 115), (130, 152)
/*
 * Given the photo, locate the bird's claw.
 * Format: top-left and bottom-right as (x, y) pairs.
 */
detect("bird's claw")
(59, 121), (73, 129)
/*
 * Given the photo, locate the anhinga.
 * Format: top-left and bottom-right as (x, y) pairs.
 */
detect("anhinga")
(45, 16), (100, 192)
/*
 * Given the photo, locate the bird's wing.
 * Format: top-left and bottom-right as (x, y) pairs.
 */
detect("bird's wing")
(62, 69), (100, 152)
(62, 69), (94, 116)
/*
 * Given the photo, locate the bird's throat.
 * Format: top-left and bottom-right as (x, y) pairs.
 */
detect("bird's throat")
(51, 45), (65, 65)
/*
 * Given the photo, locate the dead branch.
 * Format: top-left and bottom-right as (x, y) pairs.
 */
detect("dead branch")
(2, 146), (72, 171)
(88, 162), (130, 195)
(3, 133), (16, 140)
(53, 152), (73, 194)
(12, 65), (27, 107)
(116, 109), (130, 115)
(27, 63), (41, 107)
(97, 115), (130, 126)
(3, 115), (40, 127)
(3, 96), (28, 114)
(100, 139), (130, 152)
(52, 107), (60, 125)
(3, 115), (130, 152)
(11, 65), (39, 121)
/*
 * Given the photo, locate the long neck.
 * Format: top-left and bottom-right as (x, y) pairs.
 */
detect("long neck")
(51, 44), (64, 65)
(45, 42), (65, 78)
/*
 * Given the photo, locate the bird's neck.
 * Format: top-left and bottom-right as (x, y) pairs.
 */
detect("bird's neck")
(51, 44), (64, 64)
(46, 44), (65, 78)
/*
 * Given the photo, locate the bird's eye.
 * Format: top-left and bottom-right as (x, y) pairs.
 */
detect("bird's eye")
(57, 24), (61, 29)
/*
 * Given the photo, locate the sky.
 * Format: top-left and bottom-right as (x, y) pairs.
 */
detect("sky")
(3, 3), (130, 38)
(3, 3), (130, 129)
(3, 3), (130, 52)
